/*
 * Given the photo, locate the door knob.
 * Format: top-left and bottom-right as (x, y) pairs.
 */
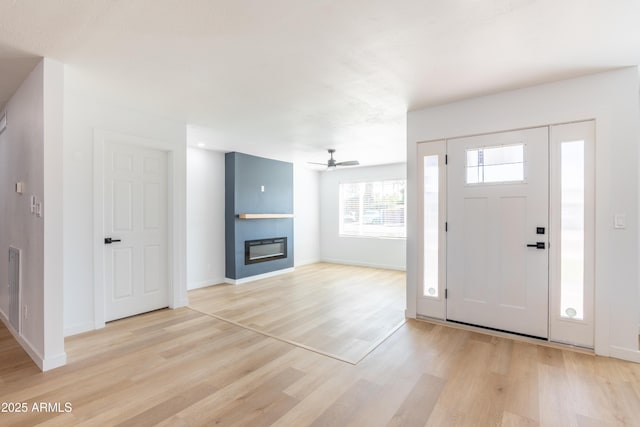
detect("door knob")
(526, 242), (545, 249)
(104, 238), (122, 244)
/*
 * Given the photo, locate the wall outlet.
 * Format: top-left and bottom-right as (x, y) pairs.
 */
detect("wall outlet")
(35, 202), (42, 218)
(30, 195), (36, 214)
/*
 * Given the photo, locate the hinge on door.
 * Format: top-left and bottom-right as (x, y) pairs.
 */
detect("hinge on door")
(445, 222), (448, 232)
(445, 154), (448, 165)
(445, 289), (448, 299)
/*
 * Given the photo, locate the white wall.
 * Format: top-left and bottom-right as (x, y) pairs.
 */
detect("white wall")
(406, 67), (640, 361)
(0, 61), (45, 362)
(63, 84), (187, 336)
(187, 148), (226, 289)
(294, 164), (320, 266)
(320, 163), (406, 270)
(42, 59), (65, 369)
(0, 58), (66, 370)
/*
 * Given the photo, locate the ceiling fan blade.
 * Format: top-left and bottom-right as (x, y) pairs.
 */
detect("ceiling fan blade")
(336, 160), (359, 166)
(307, 162), (328, 166)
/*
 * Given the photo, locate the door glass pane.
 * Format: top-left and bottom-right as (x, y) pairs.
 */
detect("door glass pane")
(560, 141), (584, 320)
(423, 155), (439, 297)
(466, 144), (524, 184)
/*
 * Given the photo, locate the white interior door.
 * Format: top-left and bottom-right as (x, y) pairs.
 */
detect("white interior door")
(104, 142), (169, 322)
(446, 127), (549, 338)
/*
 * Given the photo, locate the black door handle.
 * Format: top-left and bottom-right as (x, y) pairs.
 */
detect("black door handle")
(526, 242), (545, 249)
(104, 238), (122, 244)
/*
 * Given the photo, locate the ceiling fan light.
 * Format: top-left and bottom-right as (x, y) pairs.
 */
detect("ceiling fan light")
(327, 164), (336, 171)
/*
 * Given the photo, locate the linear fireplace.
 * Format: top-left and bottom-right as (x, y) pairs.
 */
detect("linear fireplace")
(245, 237), (287, 265)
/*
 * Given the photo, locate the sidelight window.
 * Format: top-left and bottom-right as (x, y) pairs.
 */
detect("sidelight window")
(423, 155), (439, 297)
(559, 141), (585, 320)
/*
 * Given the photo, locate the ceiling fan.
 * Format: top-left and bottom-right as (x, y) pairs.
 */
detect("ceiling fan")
(309, 149), (359, 170)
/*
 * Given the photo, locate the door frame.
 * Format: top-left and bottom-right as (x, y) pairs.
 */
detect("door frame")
(416, 121), (596, 348)
(93, 129), (184, 329)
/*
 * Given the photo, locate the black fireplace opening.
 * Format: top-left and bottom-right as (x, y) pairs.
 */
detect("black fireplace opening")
(245, 237), (287, 265)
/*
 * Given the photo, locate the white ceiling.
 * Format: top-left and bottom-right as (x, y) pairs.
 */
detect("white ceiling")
(1, 0), (639, 166)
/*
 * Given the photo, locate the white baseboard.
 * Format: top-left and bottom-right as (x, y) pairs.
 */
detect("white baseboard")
(176, 298), (190, 308)
(187, 278), (226, 290)
(225, 267), (295, 285)
(0, 309), (66, 371)
(609, 345), (640, 363)
(404, 309), (417, 319)
(42, 352), (67, 371)
(320, 258), (406, 271)
(294, 258), (321, 267)
(64, 321), (95, 337)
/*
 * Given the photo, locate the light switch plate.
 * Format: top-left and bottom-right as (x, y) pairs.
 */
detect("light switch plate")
(15, 182), (23, 194)
(30, 195), (36, 214)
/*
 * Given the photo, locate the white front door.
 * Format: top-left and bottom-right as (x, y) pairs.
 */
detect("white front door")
(446, 127), (549, 338)
(104, 142), (169, 321)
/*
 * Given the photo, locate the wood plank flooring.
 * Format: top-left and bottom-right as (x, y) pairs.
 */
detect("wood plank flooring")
(189, 263), (407, 363)
(2, 308), (640, 426)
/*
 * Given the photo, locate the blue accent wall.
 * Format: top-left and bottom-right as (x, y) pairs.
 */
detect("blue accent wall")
(225, 152), (294, 279)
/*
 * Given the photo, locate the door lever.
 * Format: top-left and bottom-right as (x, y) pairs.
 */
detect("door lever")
(526, 242), (545, 249)
(104, 238), (122, 244)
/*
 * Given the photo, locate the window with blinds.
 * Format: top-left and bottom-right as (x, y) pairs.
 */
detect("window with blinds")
(339, 180), (406, 238)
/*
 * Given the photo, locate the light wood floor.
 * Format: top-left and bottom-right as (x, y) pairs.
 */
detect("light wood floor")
(189, 263), (406, 363)
(0, 264), (640, 427)
(2, 308), (640, 426)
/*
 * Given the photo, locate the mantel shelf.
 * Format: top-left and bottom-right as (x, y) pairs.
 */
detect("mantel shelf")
(238, 213), (294, 219)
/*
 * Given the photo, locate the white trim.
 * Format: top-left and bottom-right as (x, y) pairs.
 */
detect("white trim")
(294, 258), (321, 267)
(42, 352), (67, 371)
(93, 132), (105, 329)
(64, 321), (95, 337)
(320, 258), (405, 271)
(93, 129), (183, 327)
(225, 267), (295, 285)
(609, 346), (640, 363)
(0, 309), (66, 371)
(188, 278), (226, 290)
(174, 297), (189, 308)
(405, 143), (418, 319)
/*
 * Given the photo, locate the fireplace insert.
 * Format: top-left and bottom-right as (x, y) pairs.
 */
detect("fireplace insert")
(244, 237), (287, 264)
